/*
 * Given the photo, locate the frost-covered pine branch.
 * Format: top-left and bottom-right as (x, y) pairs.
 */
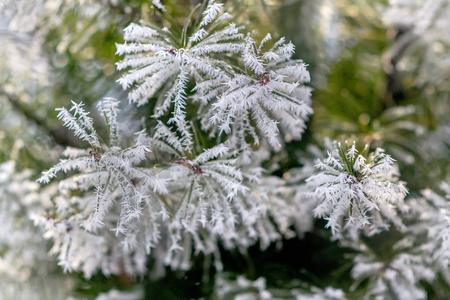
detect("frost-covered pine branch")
(211, 34), (312, 149)
(333, 198), (437, 300)
(306, 146), (449, 299)
(0, 161), (59, 283)
(146, 126), (304, 270)
(36, 99), (165, 276)
(35, 0), (316, 273)
(402, 182), (450, 284)
(37, 98), (309, 276)
(116, 0), (245, 148)
(116, 0), (312, 151)
(38, 99), (156, 233)
(306, 141), (408, 235)
(424, 182), (450, 270)
(349, 241), (434, 300)
(116, 0), (243, 112)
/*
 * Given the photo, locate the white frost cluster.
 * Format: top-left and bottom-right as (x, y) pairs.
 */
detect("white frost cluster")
(95, 286), (144, 300)
(214, 275), (272, 300)
(292, 287), (346, 300)
(307, 141), (408, 234)
(350, 244), (434, 300)
(0, 161), (54, 280)
(333, 182), (450, 300)
(424, 183), (450, 271)
(404, 182), (450, 281)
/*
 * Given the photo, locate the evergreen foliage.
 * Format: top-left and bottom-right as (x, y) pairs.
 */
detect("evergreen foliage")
(1, 0), (449, 299)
